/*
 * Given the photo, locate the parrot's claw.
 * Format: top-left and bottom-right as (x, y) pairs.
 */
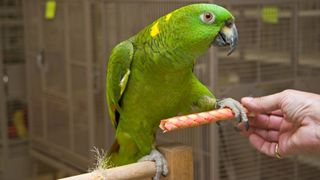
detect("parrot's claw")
(138, 149), (168, 180)
(217, 98), (249, 130)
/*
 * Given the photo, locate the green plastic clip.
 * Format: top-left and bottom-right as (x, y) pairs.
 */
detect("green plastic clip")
(262, 6), (279, 24)
(45, 0), (56, 20)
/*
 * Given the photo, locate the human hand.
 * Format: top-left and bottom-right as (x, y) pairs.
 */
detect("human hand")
(238, 89), (320, 158)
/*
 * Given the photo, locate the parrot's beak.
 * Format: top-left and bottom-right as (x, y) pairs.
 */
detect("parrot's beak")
(213, 20), (238, 56)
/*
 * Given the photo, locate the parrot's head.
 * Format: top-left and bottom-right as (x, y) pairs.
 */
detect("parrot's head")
(151, 4), (238, 57)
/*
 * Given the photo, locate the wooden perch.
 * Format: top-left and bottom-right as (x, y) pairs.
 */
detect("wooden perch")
(60, 144), (193, 180)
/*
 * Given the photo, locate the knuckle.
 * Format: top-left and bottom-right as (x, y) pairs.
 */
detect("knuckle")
(282, 89), (295, 96)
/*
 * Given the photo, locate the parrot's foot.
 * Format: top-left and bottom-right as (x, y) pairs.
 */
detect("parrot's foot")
(138, 149), (168, 180)
(217, 98), (249, 130)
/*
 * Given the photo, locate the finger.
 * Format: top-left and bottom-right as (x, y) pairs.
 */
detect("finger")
(249, 134), (278, 157)
(249, 114), (284, 131)
(252, 128), (279, 142)
(238, 123), (280, 142)
(237, 122), (253, 137)
(241, 92), (284, 113)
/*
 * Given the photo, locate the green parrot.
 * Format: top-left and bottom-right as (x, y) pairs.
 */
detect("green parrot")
(104, 3), (248, 179)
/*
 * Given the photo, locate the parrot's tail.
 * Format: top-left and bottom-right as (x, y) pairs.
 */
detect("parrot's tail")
(107, 139), (120, 156)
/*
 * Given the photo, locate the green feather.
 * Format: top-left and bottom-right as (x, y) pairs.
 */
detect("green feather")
(106, 40), (134, 128)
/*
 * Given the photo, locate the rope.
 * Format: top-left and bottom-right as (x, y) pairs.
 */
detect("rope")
(159, 108), (235, 132)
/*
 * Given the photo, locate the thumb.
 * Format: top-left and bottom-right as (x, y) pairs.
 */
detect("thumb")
(241, 93), (283, 113)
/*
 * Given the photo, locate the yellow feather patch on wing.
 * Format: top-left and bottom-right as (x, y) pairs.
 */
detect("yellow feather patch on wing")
(165, 13), (172, 22)
(150, 21), (160, 37)
(119, 69), (131, 96)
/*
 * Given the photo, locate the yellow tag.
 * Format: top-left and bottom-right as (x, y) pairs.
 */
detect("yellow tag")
(13, 110), (28, 138)
(45, 0), (56, 20)
(262, 6), (279, 24)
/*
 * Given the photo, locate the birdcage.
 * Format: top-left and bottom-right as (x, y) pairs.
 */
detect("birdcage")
(295, 0), (320, 93)
(295, 0), (320, 172)
(24, 0), (99, 173)
(24, 0), (320, 179)
(214, 0), (320, 179)
(0, 0), (32, 179)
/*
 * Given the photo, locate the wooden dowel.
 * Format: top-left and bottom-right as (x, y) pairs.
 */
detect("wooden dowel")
(106, 161), (156, 180)
(60, 144), (193, 180)
(60, 161), (156, 180)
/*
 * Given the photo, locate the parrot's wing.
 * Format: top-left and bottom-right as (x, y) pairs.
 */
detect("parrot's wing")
(106, 40), (134, 128)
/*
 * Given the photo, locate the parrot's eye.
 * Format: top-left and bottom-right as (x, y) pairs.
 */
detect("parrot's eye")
(200, 12), (215, 24)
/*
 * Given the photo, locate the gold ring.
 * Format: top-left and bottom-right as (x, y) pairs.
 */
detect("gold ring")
(275, 143), (282, 159)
